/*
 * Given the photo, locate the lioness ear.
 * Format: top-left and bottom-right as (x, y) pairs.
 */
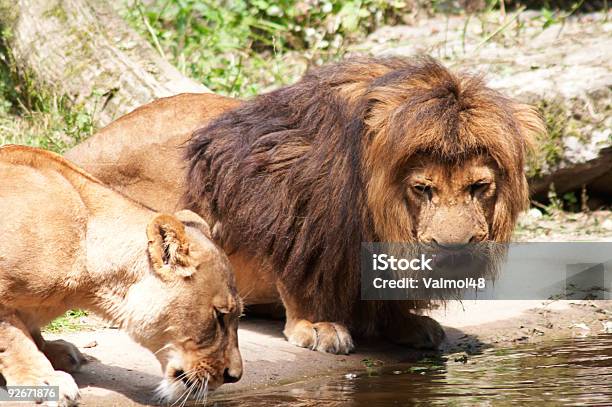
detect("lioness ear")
(146, 214), (195, 279)
(173, 209), (212, 239)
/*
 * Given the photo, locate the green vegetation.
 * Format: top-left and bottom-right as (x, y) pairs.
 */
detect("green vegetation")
(120, 0), (413, 97)
(526, 100), (568, 178)
(43, 309), (90, 333)
(0, 0), (601, 148)
(0, 40), (95, 154)
(526, 99), (589, 179)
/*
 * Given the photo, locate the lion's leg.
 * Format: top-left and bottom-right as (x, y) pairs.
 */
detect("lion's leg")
(277, 282), (355, 354)
(0, 311), (80, 405)
(32, 329), (87, 373)
(383, 307), (446, 349)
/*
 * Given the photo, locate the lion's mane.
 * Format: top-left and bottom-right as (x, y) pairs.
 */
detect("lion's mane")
(184, 56), (543, 333)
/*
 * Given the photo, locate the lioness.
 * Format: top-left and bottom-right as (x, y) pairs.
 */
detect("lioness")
(0, 145), (242, 406)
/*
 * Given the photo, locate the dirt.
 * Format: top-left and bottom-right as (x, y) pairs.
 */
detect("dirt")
(515, 209), (612, 241)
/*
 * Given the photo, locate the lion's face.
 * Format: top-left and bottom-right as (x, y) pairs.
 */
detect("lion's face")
(143, 212), (242, 402)
(404, 155), (497, 247)
(360, 58), (542, 246)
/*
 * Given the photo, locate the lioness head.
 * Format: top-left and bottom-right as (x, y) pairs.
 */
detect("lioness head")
(141, 210), (242, 401)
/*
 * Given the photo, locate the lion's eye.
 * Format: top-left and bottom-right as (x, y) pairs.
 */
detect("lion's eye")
(469, 181), (490, 197)
(412, 184), (432, 199)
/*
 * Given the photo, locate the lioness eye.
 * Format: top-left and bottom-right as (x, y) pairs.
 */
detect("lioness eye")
(470, 181), (490, 197)
(215, 309), (226, 330)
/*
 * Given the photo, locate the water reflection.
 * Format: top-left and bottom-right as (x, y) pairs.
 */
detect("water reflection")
(210, 334), (612, 406)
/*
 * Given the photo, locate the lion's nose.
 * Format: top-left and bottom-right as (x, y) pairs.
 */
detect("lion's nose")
(223, 368), (241, 383)
(430, 237), (474, 251)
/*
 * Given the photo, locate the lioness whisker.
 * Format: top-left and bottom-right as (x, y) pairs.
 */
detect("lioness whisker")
(180, 378), (196, 407)
(154, 343), (172, 356)
(196, 380), (208, 406)
(193, 381), (203, 406)
(201, 376), (209, 406)
(171, 369), (196, 407)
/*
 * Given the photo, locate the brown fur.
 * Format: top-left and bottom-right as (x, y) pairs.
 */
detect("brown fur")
(65, 56), (544, 354)
(183, 56), (544, 338)
(0, 146), (242, 405)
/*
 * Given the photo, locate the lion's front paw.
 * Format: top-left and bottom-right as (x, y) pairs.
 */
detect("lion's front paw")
(43, 339), (87, 373)
(284, 320), (355, 354)
(388, 314), (446, 349)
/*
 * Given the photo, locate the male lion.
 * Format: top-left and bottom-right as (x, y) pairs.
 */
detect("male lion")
(66, 56), (544, 354)
(0, 145), (242, 406)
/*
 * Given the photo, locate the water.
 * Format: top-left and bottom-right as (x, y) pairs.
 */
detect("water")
(211, 334), (612, 406)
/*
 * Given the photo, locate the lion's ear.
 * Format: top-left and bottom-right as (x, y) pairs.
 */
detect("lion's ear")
(146, 213), (195, 279)
(173, 209), (212, 239)
(512, 103), (545, 156)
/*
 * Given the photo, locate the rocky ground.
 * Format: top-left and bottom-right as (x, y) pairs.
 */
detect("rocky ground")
(515, 209), (612, 241)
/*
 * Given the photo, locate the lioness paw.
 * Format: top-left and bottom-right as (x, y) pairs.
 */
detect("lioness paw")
(46, 370), (80, 407)
(14, 370), (80, 407)
(43, 340), (87, 373)
(285, 320), (354, 354)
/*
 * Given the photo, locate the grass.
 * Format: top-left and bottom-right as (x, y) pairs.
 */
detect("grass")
(43, 309), (90, 333)
(119, 0), (414, 97)
(0, 40), (95, 154)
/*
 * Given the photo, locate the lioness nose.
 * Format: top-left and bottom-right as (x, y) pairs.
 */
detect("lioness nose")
(223, 368), (241, 383)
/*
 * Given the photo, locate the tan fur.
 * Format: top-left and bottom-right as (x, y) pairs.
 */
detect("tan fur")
(66, 57), (545, 355)
(0, 145), (242, 406)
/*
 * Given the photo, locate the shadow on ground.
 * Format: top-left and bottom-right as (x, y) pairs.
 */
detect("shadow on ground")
(40, 318), (484, 406)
